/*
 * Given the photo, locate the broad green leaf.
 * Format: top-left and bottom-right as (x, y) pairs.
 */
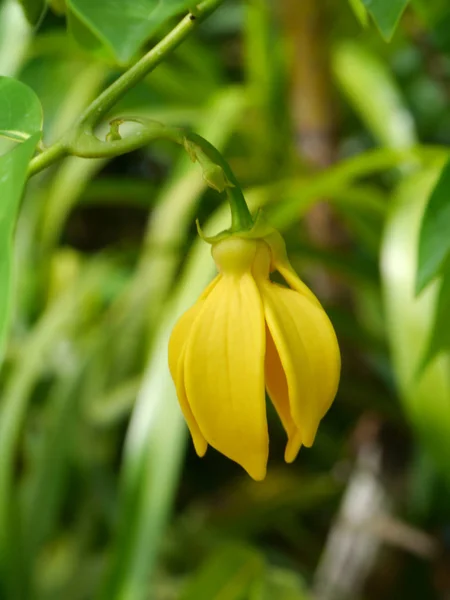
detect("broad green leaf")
(381, 166), (450, 486)
(0, 134), (39, 361)
(333, 42), (416, 150)
(0, 76), (43, 142)
(18, 0), (45, 24)
(66, 7), (114, 62)
(67, 0), (193, 63)
(179, 544), (265, 600)
(348, 0), (369, 26)
(416, 157), (450, 292)
(362, 0), (410, 40)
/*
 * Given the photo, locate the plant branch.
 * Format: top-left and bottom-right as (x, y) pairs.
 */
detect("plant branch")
(27, 0), (225, 178)
(77, 0), (224, 127)
(66, 117), (253, 231)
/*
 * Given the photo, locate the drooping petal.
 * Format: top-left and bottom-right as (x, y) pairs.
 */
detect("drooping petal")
(168, 276), (221, 457)
(263, 229), (322, 307)
(168, 303), (202, 381)
(265, 327), (303, 463)
(261, 282), (340, 447)
(277, 262), (323, 308)
(169, 304), (208, 456)
(174, 347), (208, 457)
(168, 275), (222, 379)
(184, 274), (268, 480)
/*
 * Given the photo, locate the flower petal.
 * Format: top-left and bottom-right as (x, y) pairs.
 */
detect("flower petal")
(277, 262), (322, 308)
(168, 276), (221, 457)
(175, 347), (208, 457)
(169, 305), (208, 456)
(263, 229), (322, 307)
(184, 274), (268, 480)
(168, 275), (222, 379)
(265, 327), (303, 463)
(168, 303), (202, 381)
(261, 282), (340, 447)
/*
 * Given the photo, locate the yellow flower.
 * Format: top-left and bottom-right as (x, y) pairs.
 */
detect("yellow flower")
(168, 227), (340, 481)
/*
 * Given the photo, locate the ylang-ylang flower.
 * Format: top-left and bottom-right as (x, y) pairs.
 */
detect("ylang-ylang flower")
(169, 219), (340, 481)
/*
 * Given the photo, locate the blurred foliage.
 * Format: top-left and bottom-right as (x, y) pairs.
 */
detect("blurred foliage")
(1, 0), (450, 599)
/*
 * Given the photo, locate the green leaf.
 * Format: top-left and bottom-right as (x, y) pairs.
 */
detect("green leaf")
(0, 135), (40, 361)
(0, 261), (111, 597)
(362, 0), (410, 40)
(381, 166), (450, 487)
(0, 76), (43, 142)
(17, 0), (46, 25)
(67, 0), (193, 63)
(416, 158), (450, 293)
(179, 544), (265, 600)
(0, 77), (42, 361)
(348, 0), (369, 26)
(66, 7), (115, 61)
(332, 42), (416, 150)
(21, 364), (82, 581)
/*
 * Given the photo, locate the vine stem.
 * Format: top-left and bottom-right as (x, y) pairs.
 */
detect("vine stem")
(27, 0), (225, 178)
(65, 116), (253, 231)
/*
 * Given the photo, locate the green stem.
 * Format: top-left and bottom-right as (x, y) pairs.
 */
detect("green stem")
(77, 0), (223, 126)
(27, 0), (225, 178)
(27, 140), (66, 177)
(65, 117), (253, 231)
(187, 132), (254, 230)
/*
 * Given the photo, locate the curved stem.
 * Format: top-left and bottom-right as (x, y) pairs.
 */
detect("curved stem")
(187, 132), (253, 230)
(27, 140), (66, 177)
(66, 118), (254, 231)
(27, 0), (225, 178)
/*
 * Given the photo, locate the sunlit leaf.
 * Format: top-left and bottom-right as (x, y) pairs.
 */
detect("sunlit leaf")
(348, 0), (369, 26)
(416, 157), (450, 293)
(0, 134), (40, 362)
(381, 166), (450, 486)
(0, 76), (43, 142)
(362, 0), (410, 40)
(0, 2), (32, 78)
(67, 0), (193, 63)
(333, 41), (416, 150)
